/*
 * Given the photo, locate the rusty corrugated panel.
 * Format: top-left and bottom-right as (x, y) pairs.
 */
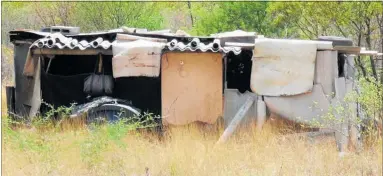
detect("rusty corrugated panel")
(250, 39), (318, 96)
(112, 40), (165, 78)
(161, 52), (223, 125)
(264, 84), (330, 124)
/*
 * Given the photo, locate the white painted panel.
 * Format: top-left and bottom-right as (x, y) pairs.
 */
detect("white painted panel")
(314, 51), (338, 98)
(251, 38), (317, 96)
(112, 40), (165, 78)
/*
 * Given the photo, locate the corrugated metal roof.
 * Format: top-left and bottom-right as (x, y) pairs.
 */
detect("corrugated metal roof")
(31, 33), (113, 50)
(166, 39), (241, 55)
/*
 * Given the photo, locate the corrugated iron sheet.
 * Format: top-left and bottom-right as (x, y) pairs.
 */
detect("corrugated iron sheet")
(166, 39), (242, 55)
(30, 33), (113, 50)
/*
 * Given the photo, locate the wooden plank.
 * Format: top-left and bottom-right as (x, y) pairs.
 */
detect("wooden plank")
(250, 38), (317, 96)
(217, 96), (255, 144)
(116, 33), (167, 43)
(161, 52), (223, 125)
(314, 51), (338, 99)
(333, 46), (361, 54)
(32, 48), (112, 55)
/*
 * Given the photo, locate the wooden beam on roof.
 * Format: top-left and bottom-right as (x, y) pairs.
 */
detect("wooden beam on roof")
(333, 46), (361, 54)
(32, 48), (113, 55)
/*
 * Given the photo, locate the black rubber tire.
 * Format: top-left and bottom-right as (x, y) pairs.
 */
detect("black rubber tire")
(86, 104), (140, 124)
(317, 36), (353, 46)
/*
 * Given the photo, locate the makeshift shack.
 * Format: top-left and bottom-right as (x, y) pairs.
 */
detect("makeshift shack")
(7, 26), (381, 152)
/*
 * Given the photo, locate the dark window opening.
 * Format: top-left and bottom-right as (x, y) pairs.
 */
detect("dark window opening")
(338, 54), (346, 77)
(62, 29), (70, 33)
(41, 28), (50, 32)
(39, 54), (161, 117)
(225, 50), (253, 93)
(43, 55), (113, 76)
(52, 29), (60, 32)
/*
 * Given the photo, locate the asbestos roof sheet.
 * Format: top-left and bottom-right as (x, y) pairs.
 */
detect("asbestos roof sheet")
(166, 38), (242, 55)
(30, 33), (113, 50)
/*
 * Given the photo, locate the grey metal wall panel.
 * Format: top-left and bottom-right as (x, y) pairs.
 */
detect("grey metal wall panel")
(264, 84), (330, 124)
(13, 43), (33, 117)
(314, 51), (338, 99)
(250, 39), (317, 96)
(224, 89), (257, 128)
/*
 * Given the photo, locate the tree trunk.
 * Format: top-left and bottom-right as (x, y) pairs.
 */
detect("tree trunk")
(365, 17), (378, 81)
(187, 1), (194, 27)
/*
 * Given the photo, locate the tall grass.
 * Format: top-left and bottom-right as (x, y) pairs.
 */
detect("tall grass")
(2, 113), (382, 176)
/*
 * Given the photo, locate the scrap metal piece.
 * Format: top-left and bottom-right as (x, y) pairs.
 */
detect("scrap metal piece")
(223, 89), (257, 128)
(112, 39), (165, 78)
(217, 96), (255, 144)
(70, 96), (140, 117)
(314, 50), (338, 99)
(251, 38), (318, 96)
(264, 84), (330, 124)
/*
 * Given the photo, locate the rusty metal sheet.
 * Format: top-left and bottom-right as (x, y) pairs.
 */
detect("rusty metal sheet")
(223, 89), (257, 128)
(250, 39), (317, 96)
(264, 84), (330, 124)
(161, 52), (223, 125)
(112, 40), (165, 78)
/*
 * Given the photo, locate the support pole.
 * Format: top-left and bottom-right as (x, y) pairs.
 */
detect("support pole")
(216, 96), (254, 144)
(256, 99), (266, 131)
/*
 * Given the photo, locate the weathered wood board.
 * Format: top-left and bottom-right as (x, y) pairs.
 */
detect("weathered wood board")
(161, 52), (223, 125)
(250, 39), (317, 96)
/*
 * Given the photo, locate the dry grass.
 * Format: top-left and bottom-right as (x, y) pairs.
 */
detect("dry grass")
(2, 117), (382, 176)
(1, 84), (382, 176)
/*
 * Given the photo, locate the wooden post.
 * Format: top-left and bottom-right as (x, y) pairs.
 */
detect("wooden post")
(256, 99), (266, 131)
(333, 77), (349, 153)
(216, 96), (254, 144)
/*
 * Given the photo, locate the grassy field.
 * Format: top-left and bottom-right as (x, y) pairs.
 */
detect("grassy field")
(1, 82), (382, 176)
(2, 114), (382, 176)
